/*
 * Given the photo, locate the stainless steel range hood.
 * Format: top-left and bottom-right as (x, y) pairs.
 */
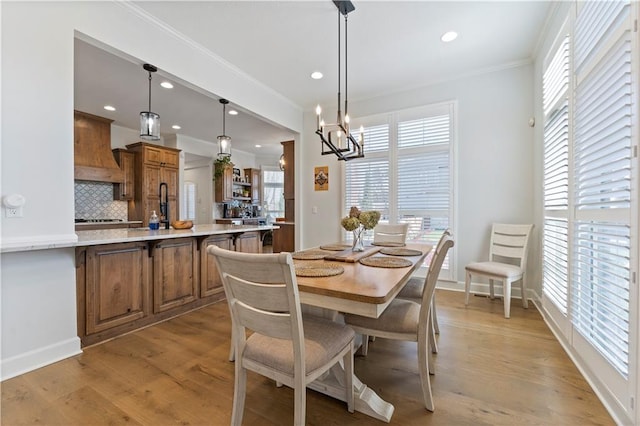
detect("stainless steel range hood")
(74, 110), (124, 183)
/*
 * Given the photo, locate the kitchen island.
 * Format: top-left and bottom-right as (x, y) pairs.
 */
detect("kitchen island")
(75, 224), (278, 346)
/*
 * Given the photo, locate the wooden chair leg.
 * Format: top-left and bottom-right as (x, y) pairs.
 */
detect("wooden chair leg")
(489, 279), (495, 299)
(231, 361), (246, 426)
(229, 329), (235, 362)
(428, 310), (438, 354)
(418, 335), (434, 411)
(521, 275), (529, 308)
(294, 378), (306, 426)
(504, 279), (512, 319)
(360, 334), (369, 356)
(344, 343), (354, 413)
(464, 270), (472, 305)
(432, 296), (440, 334)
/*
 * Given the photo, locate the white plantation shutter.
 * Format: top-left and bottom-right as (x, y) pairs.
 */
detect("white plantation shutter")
(344, 124), (390, 219)
(542, 32), (570, 316)
(344, 159), (390, 218)
(543, 217), (569, 314)
(572, 0), (632, 383)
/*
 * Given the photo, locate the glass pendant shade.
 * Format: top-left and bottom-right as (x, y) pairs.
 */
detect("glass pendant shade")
(217, 135), (231, 157)
(140, 111), (160, 140)
(217, 98), (232, 158)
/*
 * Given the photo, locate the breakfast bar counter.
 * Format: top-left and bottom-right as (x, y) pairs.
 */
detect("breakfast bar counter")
(75, 223), (278, 347)
(75, 223), (278, 246)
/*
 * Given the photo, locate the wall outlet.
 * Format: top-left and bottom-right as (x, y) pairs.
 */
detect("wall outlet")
(312, 206), (318, 214)
(5, 207), (23, 218)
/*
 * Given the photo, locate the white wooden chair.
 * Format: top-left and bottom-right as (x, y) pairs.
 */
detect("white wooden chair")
(464, 223), (534, 318)
(396, 229), (452, 355)
(373, 223), (409, 245)
(208, 246), (355, 425)
(343, 234), (454, 412)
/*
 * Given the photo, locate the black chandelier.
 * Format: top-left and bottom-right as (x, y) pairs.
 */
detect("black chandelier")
(315, 0), (364, 161)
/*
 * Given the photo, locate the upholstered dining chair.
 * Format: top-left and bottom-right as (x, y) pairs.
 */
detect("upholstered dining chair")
(373, 223), (409, 245)
(396, 229), (452, 354)
(464, 223), (534, 318)
(208, 246), (355, 425)
(344, 234), (454, 412)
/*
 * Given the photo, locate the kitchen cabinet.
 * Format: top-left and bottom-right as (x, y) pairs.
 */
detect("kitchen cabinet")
(235, 231), (261, 253)
(244, 168), (261, 204)
(282, 140), (295, 222)
(150, 237), (198, 313)
(77, 242), (149, 336)
(126, 142), (180, 226)
(112, 149), (135, 200)
(214, 165), (234, 202)
(199, 234), (234, 297)
(215, 165), (256, 203)
(273, 223), (295, 253)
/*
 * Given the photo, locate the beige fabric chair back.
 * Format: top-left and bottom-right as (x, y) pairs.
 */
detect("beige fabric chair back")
(489, 223), (534, 270)
(374, 223), (409, 244)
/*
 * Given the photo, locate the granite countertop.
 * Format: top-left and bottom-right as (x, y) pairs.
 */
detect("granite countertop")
(75, 223), (279, 246)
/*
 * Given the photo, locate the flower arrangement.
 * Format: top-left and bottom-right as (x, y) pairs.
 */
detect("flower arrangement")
(341, 206), (381, 251)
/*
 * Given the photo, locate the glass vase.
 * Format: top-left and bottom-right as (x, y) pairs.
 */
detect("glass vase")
(352, 227), (365, 252)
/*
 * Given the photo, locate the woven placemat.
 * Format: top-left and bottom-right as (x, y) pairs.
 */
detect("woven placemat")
(359, 256), (412, 268)
(291, 250), (330, 260)
(380, 247), (423, 256)
(295, 262), (345, 277)
(371, 242), (406, 247)
(319, 243), (352, 251)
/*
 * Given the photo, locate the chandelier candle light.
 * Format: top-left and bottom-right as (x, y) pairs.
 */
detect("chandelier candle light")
(140, 63), (160, 140)
(315, 0), (364, 161)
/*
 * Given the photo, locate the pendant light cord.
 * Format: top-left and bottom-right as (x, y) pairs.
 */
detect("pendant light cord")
(337, 9), (341, 123)
(147, 71), (152, 113)
(222, 102), (226, 135)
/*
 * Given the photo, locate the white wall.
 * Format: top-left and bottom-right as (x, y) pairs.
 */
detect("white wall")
(300, 64), (538, 292)
(0, 1), (302, 380)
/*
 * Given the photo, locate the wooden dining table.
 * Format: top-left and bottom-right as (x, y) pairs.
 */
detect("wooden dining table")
(294, 242), (433, 423)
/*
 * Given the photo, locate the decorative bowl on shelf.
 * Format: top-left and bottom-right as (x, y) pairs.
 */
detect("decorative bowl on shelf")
(171, 220), (194, 229)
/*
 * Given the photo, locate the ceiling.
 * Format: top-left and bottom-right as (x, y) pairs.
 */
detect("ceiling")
(74, 1), (551, 159)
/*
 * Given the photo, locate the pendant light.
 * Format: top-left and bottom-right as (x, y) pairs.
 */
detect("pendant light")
(140, 63), (160, 141)
(217, 98), (232, 158)
(314, 0), (364, 161)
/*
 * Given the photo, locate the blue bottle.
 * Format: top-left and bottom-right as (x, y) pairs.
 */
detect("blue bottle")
(149, 210), (160, 230)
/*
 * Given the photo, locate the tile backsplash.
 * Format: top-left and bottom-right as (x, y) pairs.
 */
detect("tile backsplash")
(75, 181), (128, 220)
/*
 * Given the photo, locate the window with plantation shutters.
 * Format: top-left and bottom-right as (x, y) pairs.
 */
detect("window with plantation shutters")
(344, 103), (455, 275)
(542, 32), (570, 316)
(572, 0), (633, 380)
(540, 1), (637, 414)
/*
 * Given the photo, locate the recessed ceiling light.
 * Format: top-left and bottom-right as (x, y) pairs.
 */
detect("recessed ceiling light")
(103, 105), (116, 111)
(255, 144), (262, 148)
(311, 71), (323, 80)
(441, 31), (458, 43)
(228, 110), (238, 116)
(172, 125), (181, 130)
(160, 81), (174, 89)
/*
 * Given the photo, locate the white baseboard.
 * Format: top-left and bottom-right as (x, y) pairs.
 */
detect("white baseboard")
(1, 337), (82, 381)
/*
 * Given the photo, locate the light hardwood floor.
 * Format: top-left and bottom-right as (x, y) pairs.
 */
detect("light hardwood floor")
(2, 290), (613, 425)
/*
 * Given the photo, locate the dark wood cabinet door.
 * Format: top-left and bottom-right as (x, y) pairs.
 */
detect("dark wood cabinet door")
(200, 234), (234, 297)
(235, 231), (261, 253)
(152, 238), (198, 313)
(85, 242), (149, 334)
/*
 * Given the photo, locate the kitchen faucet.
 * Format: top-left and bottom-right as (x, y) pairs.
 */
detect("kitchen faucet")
(159, 182), (170, 229)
